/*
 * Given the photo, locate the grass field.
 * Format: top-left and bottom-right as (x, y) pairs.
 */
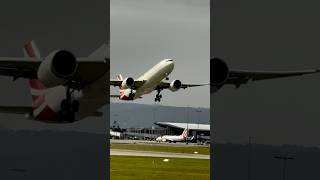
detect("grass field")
(110, 144), (210, 155)
(110, 156), (210, 180)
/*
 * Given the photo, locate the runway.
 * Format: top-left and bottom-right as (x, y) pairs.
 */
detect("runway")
(110, 149), (210, 159)
(110, 139), (209, 147)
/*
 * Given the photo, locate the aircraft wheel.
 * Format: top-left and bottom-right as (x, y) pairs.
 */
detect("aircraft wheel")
(61, 99), (70, 112)
(67, 112), (75, 123)
(72, 100), (80, 112)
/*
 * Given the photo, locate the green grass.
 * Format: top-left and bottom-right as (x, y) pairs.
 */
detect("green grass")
(110, 156), (210, 180)
(110, 144), (210, 155)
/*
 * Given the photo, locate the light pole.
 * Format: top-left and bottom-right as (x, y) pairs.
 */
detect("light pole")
(112, 114), (119, 130)
(195, 109), (202, 143)
(247, 136), (253, 180)
(186, 106), (189, 144)
(274, 154), (294, 180)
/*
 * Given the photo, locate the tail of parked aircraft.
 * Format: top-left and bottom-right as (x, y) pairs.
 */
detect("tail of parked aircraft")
(180, 128), (188, 139)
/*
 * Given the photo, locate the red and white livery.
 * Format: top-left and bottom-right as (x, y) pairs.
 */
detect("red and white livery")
(111, 59), (207, 102)
(156, 129), (189, 142)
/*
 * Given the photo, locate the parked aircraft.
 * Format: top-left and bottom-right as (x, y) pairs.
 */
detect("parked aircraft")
(156, 129), (189, 142)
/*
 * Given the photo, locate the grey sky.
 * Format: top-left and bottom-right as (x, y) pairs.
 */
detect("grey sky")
(213, 0), (320, 146)
(110, 0), (210, 108)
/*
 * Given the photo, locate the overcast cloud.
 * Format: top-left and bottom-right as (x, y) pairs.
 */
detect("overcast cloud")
(111, 0), (210, 108)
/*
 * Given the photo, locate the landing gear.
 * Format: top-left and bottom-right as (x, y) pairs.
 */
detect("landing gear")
(60, 87), (79, 122)
(154, 89), (162, 102)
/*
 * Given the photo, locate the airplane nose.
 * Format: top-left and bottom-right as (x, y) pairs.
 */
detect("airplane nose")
(163, 59), (174, 69)
(168, 60), (174, 68)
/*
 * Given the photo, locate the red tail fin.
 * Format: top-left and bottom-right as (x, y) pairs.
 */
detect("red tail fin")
(181, 129), (188, 139)
(116, 74), (123, 81)
(23, 41), (46, 109)
(116, 74), (124, 91)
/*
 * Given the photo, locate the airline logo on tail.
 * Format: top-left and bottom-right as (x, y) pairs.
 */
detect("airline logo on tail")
(180, 129), (188, 140)
(23, 41), (56, 121)
(116, 74), (123, 81)
(116, 74), (125, 97)
(116, 74), (135, 100)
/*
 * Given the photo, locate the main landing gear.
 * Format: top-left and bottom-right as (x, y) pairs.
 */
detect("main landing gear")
(154, 89), (162, 102)
(60, 87), (80, 123)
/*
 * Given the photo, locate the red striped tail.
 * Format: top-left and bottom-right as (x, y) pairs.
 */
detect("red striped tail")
(116, 74), (124, 90)
(181, 129), (188, 139)
(23, 41), (46, 109)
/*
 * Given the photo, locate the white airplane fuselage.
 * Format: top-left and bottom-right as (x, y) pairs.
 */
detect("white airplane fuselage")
(133, 59), (174, 99)
(156, 135), (186, 142)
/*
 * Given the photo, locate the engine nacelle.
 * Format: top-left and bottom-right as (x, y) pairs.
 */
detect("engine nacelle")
(37, 50), (78, 88)
(121, 77), (135, 89)
(123, 89), (136, 99)
(169, 80), (182, 92)
(211, 58), (229, 86)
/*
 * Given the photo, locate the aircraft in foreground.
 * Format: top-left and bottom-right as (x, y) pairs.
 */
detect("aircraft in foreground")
(156, 129), (190, 142)
(211, 58), (320, 93)
(110, 59), (208, 102)
(0, 41), (108, 123)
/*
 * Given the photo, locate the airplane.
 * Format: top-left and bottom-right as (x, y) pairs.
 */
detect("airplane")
(110, 129), (122, 139)
(211, 58), (320, 93)
(156, 128), (189, 142)
(110, 59), (208, 102)
(0, 40), (109, 123)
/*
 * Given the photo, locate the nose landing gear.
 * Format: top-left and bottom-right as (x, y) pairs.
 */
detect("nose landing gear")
(154, 89), (162, 102)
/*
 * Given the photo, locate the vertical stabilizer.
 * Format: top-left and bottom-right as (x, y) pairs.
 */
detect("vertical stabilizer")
(23, 41), (45, 109)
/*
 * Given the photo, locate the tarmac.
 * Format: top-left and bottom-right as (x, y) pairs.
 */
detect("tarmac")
(110, 139), (210, 147)
(110, 149), (210, 159)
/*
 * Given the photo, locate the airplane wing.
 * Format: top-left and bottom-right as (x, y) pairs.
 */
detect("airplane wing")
(110, 80), (146, 89)
(110, 95), (120, 98)
(227, 69), (320, 87)
(158, 82), (209, 89)
(0, 57), (107, 86)
(0, 106), (32, 114)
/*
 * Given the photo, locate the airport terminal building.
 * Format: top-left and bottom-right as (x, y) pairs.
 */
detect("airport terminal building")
(112, 121), (210, 143)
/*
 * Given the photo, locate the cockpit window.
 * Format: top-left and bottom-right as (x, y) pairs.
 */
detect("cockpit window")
(166, 59), (173, 62)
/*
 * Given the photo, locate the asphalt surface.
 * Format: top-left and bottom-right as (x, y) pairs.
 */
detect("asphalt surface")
(110, 139), (209, 147)
(110, 149), (210, 159)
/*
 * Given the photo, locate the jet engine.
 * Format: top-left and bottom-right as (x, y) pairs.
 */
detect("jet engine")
(121, 77), (135, 89)
(211, 58), (229, 86)
(123, 88), (136, 100)
(37, 50), (78, 88)
(169, 80), (182, 92)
